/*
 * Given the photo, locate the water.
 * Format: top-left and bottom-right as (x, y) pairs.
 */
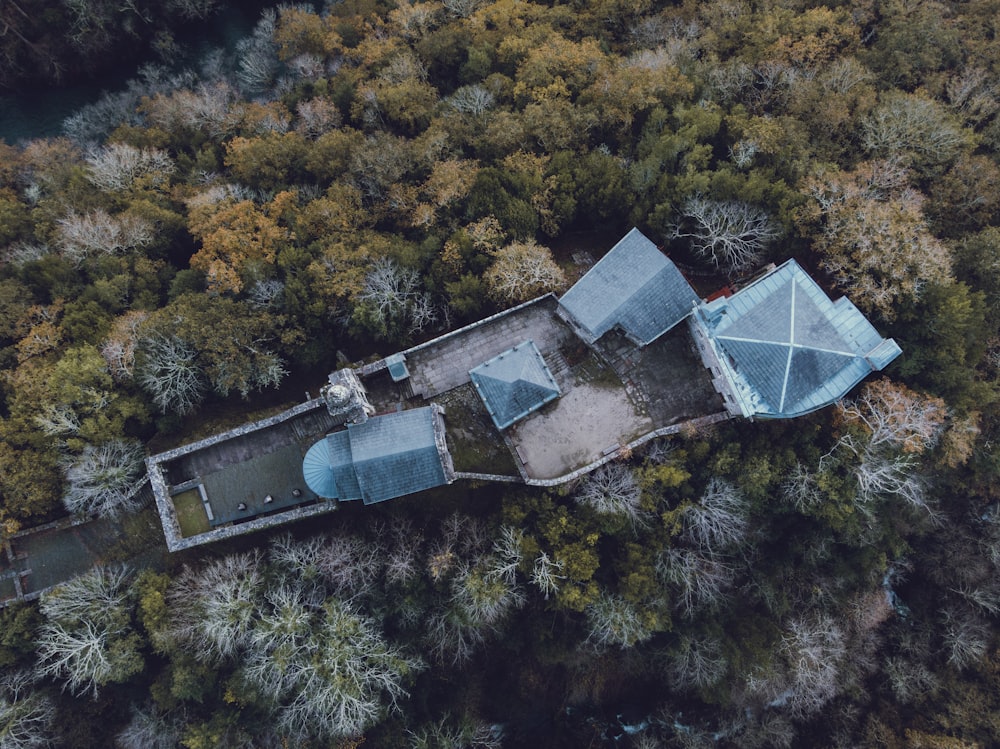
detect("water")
(0, 3), (266, 145)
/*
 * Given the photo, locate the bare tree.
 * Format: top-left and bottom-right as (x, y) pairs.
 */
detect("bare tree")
(530, 552), (565, 600)
(235, 8), (280, 94)
(941, 606), (991, 669)
(484, 240), (566, 303)
(854, 453), (928, 510)
(423, 609), (488, 667)
(780, 462), (823, 512)
(0, 670), (55, 749)
(450, 562), (525, 629)
(447, 84), (496, 116)
(61, 439), (147, 519)
(3, 242), (51, 267)
(247, 279), (285, 309)
(164, 552), (263, 662)
(485, 526), (523, 584)
(166, 0), (221, 20)
(440, 512), (489, 559)
(945, 66), (1000, 128)
(442, 0), (484, 17)
(141, 80), (241, 140)
(35, 566), (143, 697)
(382, 519), (424, 587)
(100, 311), (150, 381)
(801, 161), (952, 319)
(267, 534), (331, 601)
(775, 615), (846, 719)
(826, 380), (946, 513)
(315, 533), (382, 598)
(295, 97), (342, 137)
(680, 478), (749, 552)
(657, 547), (735, 618)
(116, 703), (184, 749)
(85, 143), (174, 192)
(356, 257), (436, 337)
(574, 464), (646, 529)
(244, 598), (423, 741)
(668, 635), (727, 690)
(884, 656), (939, 704)
(34, 403), (81, 439)
(839, 379), (946, 455)
(56, 209), (154, 264)
(407, 714), (503, 749)
(585, 592), (655, 650)
(861, 91), (968, 168)
(672, 196), (780, 272)
(134, 334), (205, 416)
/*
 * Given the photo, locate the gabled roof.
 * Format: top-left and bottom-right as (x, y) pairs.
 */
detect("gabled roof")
(302, 407), (453, 505)
(348, 407), (448, 504)
(695, 260), (901, 418)
(470, 340), (561, 430)
(558, 228), (699, 346)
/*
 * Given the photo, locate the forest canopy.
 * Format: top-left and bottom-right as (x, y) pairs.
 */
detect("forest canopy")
(3, 0), (1000, 746)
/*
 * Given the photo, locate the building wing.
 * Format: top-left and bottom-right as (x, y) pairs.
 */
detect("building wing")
(692, 260), (902, 418)
(557, 228), (699, 346)
(302, 406), (454, 505)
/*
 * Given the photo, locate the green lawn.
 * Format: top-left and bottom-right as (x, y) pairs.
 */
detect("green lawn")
(172, 488), (211, 538)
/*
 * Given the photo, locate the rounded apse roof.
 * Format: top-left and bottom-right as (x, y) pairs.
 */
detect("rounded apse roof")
(302, 438), (337, 499)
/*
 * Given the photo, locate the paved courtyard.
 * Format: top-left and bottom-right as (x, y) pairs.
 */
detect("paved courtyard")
(511, 383), (651, 479)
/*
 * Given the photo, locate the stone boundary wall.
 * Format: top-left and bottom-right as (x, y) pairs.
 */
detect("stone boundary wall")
(148, 398), (327, 552)
(161, 500), (340, 552)
(149, 398), (326, 465)
(454, 472), (523, 483)
(403, 293), (557, 358)
(9, 512), (96, 539)
(431, 403), (457, 483)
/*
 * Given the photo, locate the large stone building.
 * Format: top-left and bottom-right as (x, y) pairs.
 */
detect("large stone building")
(148, 229), (899, 550)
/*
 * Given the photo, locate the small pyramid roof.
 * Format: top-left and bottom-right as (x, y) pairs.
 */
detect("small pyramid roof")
(470, 340), (561, 430)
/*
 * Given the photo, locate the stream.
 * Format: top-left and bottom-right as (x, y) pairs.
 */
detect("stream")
(0, 3), (272, 144)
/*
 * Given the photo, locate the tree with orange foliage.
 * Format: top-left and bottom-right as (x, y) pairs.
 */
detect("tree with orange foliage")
(187, 192), (295, 294)
(838, 379), (946, 455)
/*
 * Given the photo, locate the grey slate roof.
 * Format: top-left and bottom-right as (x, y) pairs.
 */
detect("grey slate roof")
(302, 430), (362, 500)
(302, 407), (451, 504)
(302, 439), (338, 499)
(694, 260), (901, 418)
(348, 408), (447, 504)
(558, 227), (699, 345)
(469, 340), (561, 430)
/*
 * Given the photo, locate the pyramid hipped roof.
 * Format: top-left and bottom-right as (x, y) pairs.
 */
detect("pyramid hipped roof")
(695, 260), (901, 418)
(470, 340), (561, 430)
(557, 227), (699, 346)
